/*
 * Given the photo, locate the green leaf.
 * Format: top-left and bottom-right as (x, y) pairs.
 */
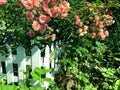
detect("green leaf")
(0, 84), (6, 90)
(31, 72), (40, 81)
(30, 87), (45, 90)
(113, 57), (120, 61)
(42, 78), (52, 82)
(114, 80), (120, 90)
(34, 67), (52, 75)
(58, 59), (72, 65)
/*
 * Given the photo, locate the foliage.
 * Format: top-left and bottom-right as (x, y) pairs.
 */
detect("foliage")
(0, 67), (53, 90)
(49, 0), (120, 90)
(0, 0), (120, 90)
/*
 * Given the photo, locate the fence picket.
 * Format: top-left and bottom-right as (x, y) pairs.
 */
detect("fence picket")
(51, 43), (55, 69)
(0, 44), (60, 89)
(31, 46), (42, 71)
(5, 44), (14, 84)
(16, 46), (26, 84)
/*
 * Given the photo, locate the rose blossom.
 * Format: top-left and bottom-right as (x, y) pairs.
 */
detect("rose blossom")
(75, 15), (80, 25)
(22, 0), (33, 9)
(90, 33), (96, 39)
(51, 6), (59, 17)
(0, 0), (7, 5)
(39, 24), (46, 34)
(28, 30), (35, 37)
(83, 26), (88, 31)
(45, 34), (50, 40)
(44, 0), (50, 4)
(95, 16), (100, 22)
(61, 11), (68, 19)
(51, 34), (56, 41)
(33, 0), (41, 7)
(58, 4), (69, 18)
(26, 11), (34, 22)
(39, 15), (47, 24)
(104, 30), (109, 36)
(59, 0), (63, 2)
(63, 1), (70, 8)
(32, 21), (41, 31)
(79, 22), (83, 27)
(98, 31), (106, 40)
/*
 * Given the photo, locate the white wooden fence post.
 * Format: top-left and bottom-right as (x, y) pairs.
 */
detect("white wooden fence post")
(43, 45), (51, 89)
(31, 46), (43, 87)
(51, 43), (55, 69)
(0, 44), (60, 88)
(5, 44), (14, 84)
(54, 41), (60, 71)
(16, 46), (26, 85)
(31, 46), (42, 71)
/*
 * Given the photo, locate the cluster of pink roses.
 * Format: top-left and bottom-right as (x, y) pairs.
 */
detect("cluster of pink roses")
(0, 1), (115, 41)
(19, 0), (70, 41)
(0, 0), (7, 5)
(75, 2), (115, 40)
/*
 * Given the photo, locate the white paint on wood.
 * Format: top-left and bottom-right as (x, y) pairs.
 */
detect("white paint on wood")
(17, 46), (26, 84)
(0, 43), (60, 89)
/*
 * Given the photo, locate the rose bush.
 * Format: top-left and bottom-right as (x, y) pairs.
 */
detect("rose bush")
(0, 0), (120, 90)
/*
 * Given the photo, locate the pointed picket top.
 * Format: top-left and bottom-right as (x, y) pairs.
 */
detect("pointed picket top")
(17, 46), (26, 55)
(16, 46), (26, 84)
(45, 45), (50, 56)
(31, 46), (42, 71)
(31, 46), (40, 53)
(5, 44), (12, 53)
(44, 45), (50, 69)
(51, 43), (54, 50)
(51, 43), (55, 68)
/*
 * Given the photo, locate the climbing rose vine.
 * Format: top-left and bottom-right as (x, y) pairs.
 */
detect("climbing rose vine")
(0, 0), (115, 41)
(19, 0), (70, 41)
(74, 2), (115, 40)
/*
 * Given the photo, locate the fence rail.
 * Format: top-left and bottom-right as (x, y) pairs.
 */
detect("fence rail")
(0, 43), (60, 88)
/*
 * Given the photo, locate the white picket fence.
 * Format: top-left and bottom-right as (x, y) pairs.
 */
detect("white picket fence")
(0, 43), (60, 89)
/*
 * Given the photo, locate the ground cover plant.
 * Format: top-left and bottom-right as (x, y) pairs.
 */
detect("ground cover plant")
(0, 0), (120, 90)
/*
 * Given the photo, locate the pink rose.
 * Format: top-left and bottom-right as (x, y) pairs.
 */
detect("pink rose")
(51, 34), (56, 41)
(39, 15), (51, 24)
(26, 11), (34, 22)
(45, 34), (50, 40)
(59, 0), (63, 3)
(0, 0), (7, 5)
(75, 15), (80, 25)
(22, 0), (33, 9)
(28, 30), (35, 37)
(39, 24), (46, 34)
(58, 4), (69, 18)
(32, 21), (41, 31)
(104, 30), (109, 36)
(33, 0), (41, 7)
(44, 0), (50, 4)
(51, 6), (59, 17)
